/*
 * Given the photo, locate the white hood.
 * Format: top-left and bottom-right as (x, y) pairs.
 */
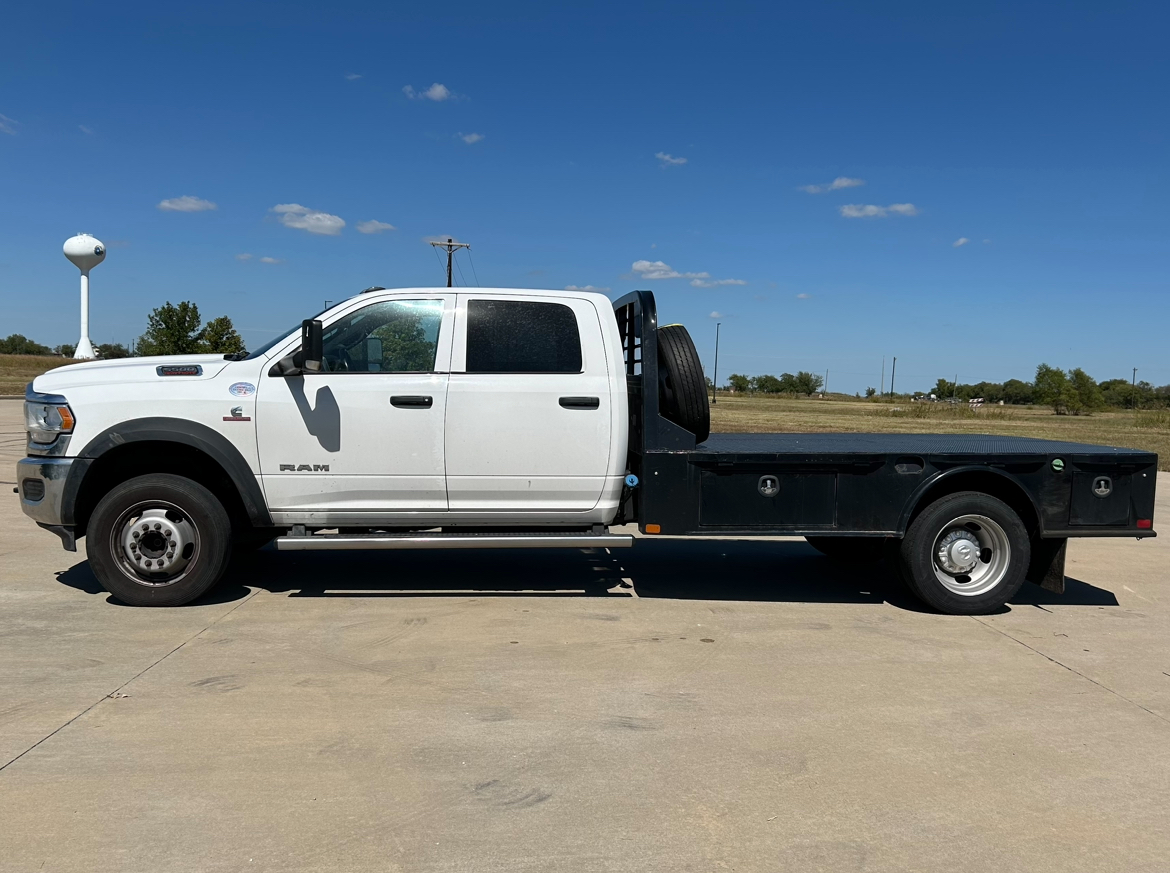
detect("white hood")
(33, 354), (232, 393)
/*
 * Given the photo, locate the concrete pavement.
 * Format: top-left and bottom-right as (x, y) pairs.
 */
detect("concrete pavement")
(2, 399), (1168, 872)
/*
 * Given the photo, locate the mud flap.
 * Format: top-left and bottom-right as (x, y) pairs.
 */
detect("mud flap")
(1027, 537), (1066, 594)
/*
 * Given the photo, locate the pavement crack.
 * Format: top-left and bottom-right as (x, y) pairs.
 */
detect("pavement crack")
(972, 616), (1169, 726)
(0, 590), (259, 774)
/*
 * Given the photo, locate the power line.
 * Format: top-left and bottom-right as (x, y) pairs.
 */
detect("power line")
(454, 251), (469, 288)
(466, 248), (481, 287)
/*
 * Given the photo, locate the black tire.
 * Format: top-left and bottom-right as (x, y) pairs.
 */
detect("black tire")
(898, 491), (1030, 615)
(805, 536), (883, 564)
(87, 474), (233, 606)
(657, 324), (710, 442)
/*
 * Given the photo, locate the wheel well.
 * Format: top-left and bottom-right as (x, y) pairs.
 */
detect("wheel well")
(905, 470), (1040, 537)
(74, 442), (252, 537)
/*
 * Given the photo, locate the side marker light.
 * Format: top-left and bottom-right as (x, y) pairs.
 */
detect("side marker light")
(645, 524), (661, 534)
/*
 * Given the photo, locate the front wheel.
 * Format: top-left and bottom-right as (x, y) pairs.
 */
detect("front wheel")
(897, 491), (1030, 615)
(87, 474), (233, 606)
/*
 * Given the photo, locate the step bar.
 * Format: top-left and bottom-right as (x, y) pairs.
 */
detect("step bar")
(274, 531), (635, 551)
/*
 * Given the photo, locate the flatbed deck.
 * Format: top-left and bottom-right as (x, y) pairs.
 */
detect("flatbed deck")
(694, 432), (1155, 459)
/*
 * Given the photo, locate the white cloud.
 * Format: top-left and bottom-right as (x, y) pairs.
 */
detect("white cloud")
(953, 237), (970, 247)
(796, 293), (812, 299)
(690, 278), (747, 287)
(259, 256), (282, 264)
(839, 202), (918, 219)
(0, 114), (18, 135)
(799, 176), (865, 194)
(655, 152), (687, 167)
(79, 125), (93, 135)
(271, 203), (345, 235)
(236, 253), (253, 261)
(345, 73), (362, 80)
(158, 195), (217, 212)
(404, 82), (454, 101)
(356, 219), (396, 234)
(632, 259), (708, 280)
(708, 311), (725, 319)
(983, 238), (992, 244)
(459, 132), (484, 144)
(565, 285), (611, 292)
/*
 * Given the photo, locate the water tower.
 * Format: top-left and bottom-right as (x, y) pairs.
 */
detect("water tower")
(63, 233), (105, 359)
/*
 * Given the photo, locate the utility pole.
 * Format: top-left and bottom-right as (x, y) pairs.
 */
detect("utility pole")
(711, 322), (721, 405)
(890, 357), (897, 397)
(952, 374), (958, 403)
(880, 356), (885, 395)
(824, 369), (829, 397)
(429, 237), (471, 287)
(1132, 367), (1138, 409)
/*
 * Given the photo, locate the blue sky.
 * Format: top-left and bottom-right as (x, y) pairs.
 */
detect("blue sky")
(1, 0), (1167, 394)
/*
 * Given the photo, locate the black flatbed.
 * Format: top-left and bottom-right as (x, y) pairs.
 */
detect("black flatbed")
(612, 290), (1157, 548)
(695, 432), (1154, 458)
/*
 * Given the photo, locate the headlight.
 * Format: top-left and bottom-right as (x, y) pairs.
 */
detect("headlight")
(25, 389), (75, 445)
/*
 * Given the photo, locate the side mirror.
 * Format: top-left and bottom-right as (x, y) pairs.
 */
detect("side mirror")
(267, 318), (325, 377)
(301, 319), (323, 372)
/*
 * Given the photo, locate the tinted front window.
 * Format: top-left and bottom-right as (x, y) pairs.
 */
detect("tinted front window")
(465, 300), (582, 373)
(321, 299), (444, 372)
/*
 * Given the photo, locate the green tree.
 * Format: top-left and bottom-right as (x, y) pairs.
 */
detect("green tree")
(865, 386), (876, 398)
(1068, 368), (1104, 415)
(0, 334), (52, 355)
(1034, 364), (1075, 414)
(1002, 378), (1033, 405)
(371, 314), (437, 371)
(752, 374), (784, 393)
(137, 301), (205, 356)
(933, 378), (955, 398)
(727, 373), (750, 394)
(793, 371), (824, 396)
(53, 343), (75, 357)
(777, 373), (800, 393)
(96, 342), (130, 359)
(202, 316), (246, 355)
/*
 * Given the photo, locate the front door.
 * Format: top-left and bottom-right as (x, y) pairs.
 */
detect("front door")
(444, 294), (613, 511)
(257, 294), (455, 513)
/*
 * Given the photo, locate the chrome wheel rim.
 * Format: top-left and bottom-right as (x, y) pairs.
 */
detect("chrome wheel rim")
(111, 501), (200, 587)
(930, 514), (1011, 596)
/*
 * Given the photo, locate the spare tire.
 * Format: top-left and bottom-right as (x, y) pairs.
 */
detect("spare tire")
(658, 324), (711, 442)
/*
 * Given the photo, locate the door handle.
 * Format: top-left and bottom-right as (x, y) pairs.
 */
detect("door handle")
(559, 396), (600, 409)
(391, 395), (434, 408)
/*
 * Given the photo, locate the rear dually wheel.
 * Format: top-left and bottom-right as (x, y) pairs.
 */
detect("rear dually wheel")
(898, 491), (1030, 615)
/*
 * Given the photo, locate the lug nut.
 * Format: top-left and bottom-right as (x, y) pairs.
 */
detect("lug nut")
(142, 523), (149, 531)
(132, 531), (140, 539)
(130, 542), (137, 551)
(154, 523), (161, 530)
(163, 529), (171, 537)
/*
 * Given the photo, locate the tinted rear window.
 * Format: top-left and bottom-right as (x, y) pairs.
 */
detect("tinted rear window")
(465, 300), (582, 373)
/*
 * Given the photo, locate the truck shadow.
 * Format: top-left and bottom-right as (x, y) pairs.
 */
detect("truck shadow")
(55, 538), (1119, 612)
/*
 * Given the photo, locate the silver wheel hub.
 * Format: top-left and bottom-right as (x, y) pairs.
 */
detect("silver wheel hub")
(936, 530), (980, 575)
(930, 514), (1012, 597)
(118, 507), (196, 583)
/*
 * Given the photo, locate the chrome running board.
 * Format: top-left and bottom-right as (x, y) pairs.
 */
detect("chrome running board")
(274, 531), (634, 551)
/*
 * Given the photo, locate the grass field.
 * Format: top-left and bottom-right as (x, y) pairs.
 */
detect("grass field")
(4, 356), (1165, 469)
(0, 355), (78, 395)
(711, 394), (1169, 470)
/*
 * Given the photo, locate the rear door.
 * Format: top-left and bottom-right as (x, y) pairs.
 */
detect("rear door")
(445, 294), (612, 511)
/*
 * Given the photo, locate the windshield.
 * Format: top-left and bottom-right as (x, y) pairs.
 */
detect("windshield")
(241, 307), (330, 360)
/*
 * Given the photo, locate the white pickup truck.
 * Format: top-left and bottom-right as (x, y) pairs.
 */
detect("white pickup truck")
(18, 287), (1157, 614)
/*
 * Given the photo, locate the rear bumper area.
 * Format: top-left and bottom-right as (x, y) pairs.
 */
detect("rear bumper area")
(17, 457), (74, 527)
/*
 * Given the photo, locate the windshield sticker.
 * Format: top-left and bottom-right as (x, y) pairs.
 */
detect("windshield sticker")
(229, 382), (256, 397)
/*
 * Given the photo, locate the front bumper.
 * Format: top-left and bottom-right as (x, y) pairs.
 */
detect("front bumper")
(17, 458), (77, 550)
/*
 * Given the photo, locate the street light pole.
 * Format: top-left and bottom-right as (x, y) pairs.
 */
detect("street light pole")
(711, 322), (721, 405)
